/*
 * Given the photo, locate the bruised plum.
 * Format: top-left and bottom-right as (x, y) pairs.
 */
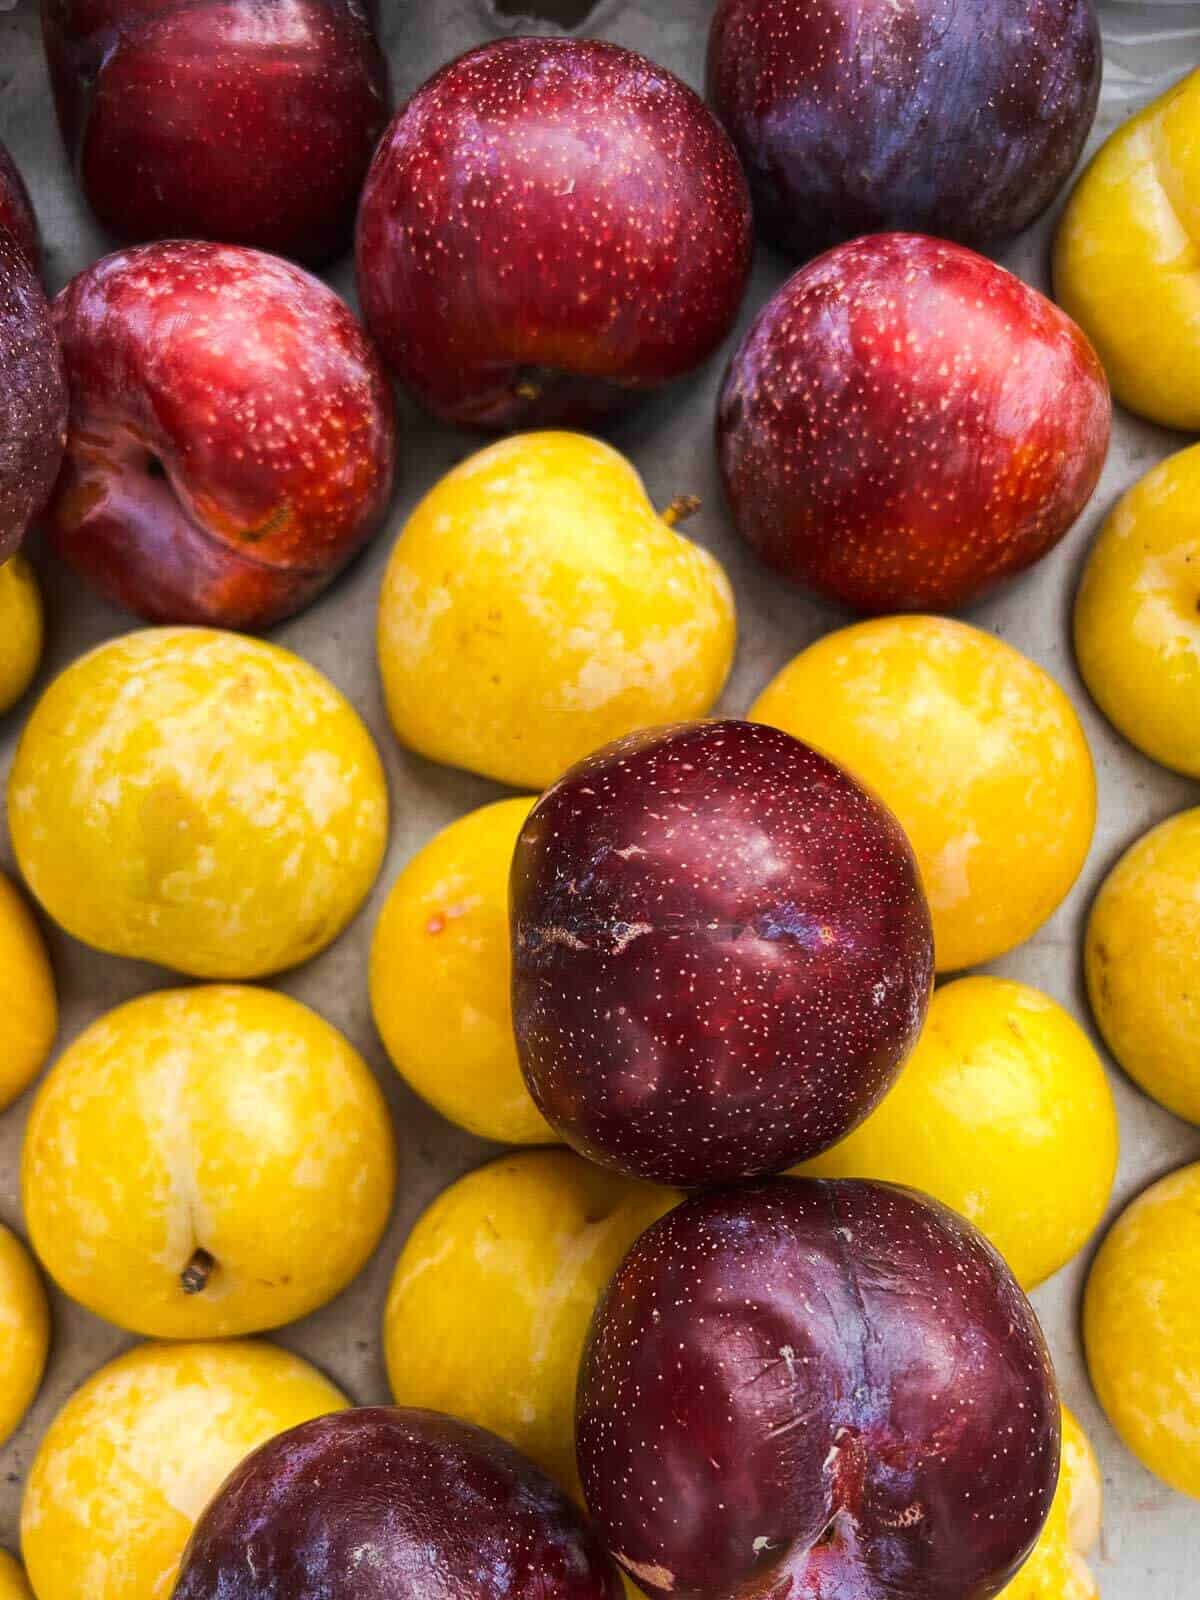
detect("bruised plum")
(577, 1177), (1061, 1600)
(511, 720), (933, 1188)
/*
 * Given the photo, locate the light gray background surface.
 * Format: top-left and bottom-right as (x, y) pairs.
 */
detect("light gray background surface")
(0, 0), (1197, 1590)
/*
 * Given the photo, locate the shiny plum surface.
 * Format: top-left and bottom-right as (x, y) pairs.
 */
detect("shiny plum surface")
(511, 720), (933, 1187)
(0, 231), (67, 564)
(0, 142), (40, 272)
(578, 1177), (1061, 1600)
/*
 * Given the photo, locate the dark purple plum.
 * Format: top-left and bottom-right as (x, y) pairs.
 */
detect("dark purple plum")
(355, 37), (753, 430)
(41, 0), (391, 265)
(0, 231), (67, 564)
(511, 720), (933, 1188)
(577, 1177), (1060, 1600)
(0, 142), (40, 272)
(707, 0), (1101, 258)
(172, 1407), (622, 1600)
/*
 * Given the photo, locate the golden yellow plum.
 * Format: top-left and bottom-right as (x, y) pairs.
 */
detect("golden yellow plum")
(23, 985), (396, 1339)
(0, 556), (41, 716)
(0, 1552), (32, 1600)
(0, 1224), (48, 1448)
(1086, 808), (1200, 1124)
(371, 796), (552, 1144)
(377, 432), (735, 789)
(1085, 1162), (1200, 1500)
(21, 1340), (347, 1600)
(0, 871), (55, 1112)
(750, 616), (1095, 972)
(797, 977), (1117, 1289)
(8, 627), (387, 978)
(1075, 444), (1200, 777)
(384, 1149), (675, 1498)
(998, 1407), (1101, 1600)
(1056, 67), (1200, 430)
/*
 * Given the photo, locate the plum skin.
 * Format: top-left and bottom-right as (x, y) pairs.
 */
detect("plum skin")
(707, 0), (1101, 258)
(511, 720), (933, 1188)
(172, 1406), (622, 1600)
(717, 232), (1111, 615)
(0, 143), (40, 272)
(577, 1177), (1060, 1600)
(47, 240), (396, 630)
(40, 0), (390, 266)
(0, 232), (67, 565)
(356, 36), (753, 430)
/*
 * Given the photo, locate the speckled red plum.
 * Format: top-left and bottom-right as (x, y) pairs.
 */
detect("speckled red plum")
(511, 720), (933, 1188)
(718, 233), (1111, 615)
(47, 241), (395, 629)
(578, 1178), (1060, 1600)
(707, 0), (1100, 259)
(355, 37), (753, 430)
(172, 1407), (622, 1600)
(0, 142), (40, 272)
(40, 0), (390, 265)
(0, 231), (67, 565)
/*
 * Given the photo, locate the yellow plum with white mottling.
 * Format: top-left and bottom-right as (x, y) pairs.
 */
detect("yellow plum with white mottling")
(0, 556), (42, 716)
(23, 986), (396, 1339)
(1086, 808), (1200, 1125)
(1055, 67), (1200, 431)
(1085, 1162), (1200, 1500)
(21, 1340), (347, 1600)
(0, 1551), (33, 1600)
(1075, 444), (1200, 777)
(0, 1224), (49, 1448)
(377, 432), (736, 789)
(384, 1149), (675, 1500)
(796, 977), (1118, 1289)
(8, 627), (388, 979)
(0, 871), (55, 1112)
(751, 616), (1096, 971)
(370, 796), (553, 1145)
(998, 1407), (1101, 1600)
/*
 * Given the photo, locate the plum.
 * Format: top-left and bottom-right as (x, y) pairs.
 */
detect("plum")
(40, 0), (391, 265)
(511, 720), (933, 1188)
(0, 143), (40, 272)
(0, 232), (67, 565)
(355, 37), (753, 429)
(707, 0), (1101, 258)
(577, 1177), (1060, 1600)
(171, 1407), (622, 1600)
(718, 233), (1111, 614)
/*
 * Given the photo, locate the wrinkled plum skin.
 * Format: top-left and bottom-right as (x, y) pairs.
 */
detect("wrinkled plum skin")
(578, 1178), (1060, 1600)
(40, 0), (390, 265)
(48, 241), (395, 629)
(356, 37), (753, 430)
(172, 1407), (622, 1600)
(707, 0), (1101, 258)
(0, 143), (41, 272)
(0, 233), (68, 564)
(718, 233), (1111, 615)
(511, 721), (933, 1188)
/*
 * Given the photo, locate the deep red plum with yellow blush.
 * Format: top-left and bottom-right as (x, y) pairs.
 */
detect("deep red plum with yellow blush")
(0, 231), (67, 565)
(707, 0), (1100, 258)
(40, 0), (390, 265)
(355, 37), (753, 429)
(718, 233), (1111, 615)
(0, 142), (41, 272)
(577, 1178), (1060, 1600)
(47, 241), (395, 630)
(511, 720), (933, 1188)
(172, 1407), (622, 1600)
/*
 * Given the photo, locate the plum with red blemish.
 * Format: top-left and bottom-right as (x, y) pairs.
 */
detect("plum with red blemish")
(0, 230), (67, 565)
(355, 37), (753, 430)
(717, 233), (1111, 615)
(707, 0), (1100, 259)
(40, 0), (390, 266)
(510, 720), (933, 1188)
(577, 1177), (1060, 1600)
(0, 142), (41, 273)
(47, 240), (395, 630)
(171, 1406), (623, 1600)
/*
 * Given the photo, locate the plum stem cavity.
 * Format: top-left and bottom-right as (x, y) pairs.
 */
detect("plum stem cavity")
(181, 1247), (216, 1295)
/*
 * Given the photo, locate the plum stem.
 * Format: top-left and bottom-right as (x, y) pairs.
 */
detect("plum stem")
(181, 1247), (216, 1295)
(513, 379), (542, 401)
(661, 494), (701, 528)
